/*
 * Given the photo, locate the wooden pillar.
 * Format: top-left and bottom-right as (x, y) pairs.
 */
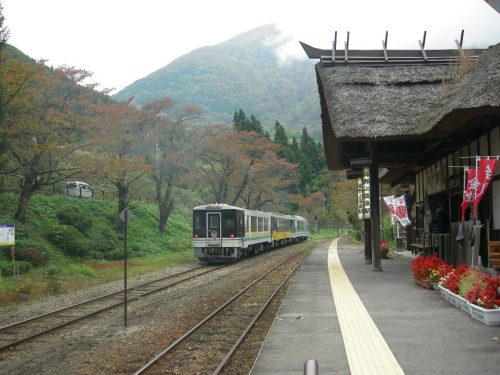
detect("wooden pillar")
(370, 162), (382, 271)
(364, 219), (372, 264)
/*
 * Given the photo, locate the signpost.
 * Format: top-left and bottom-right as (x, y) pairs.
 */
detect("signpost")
(0, 224), (16, 276)
(119, 209), (133, 328)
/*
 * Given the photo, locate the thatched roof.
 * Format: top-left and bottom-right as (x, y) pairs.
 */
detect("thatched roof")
(309, 43), (500, 172)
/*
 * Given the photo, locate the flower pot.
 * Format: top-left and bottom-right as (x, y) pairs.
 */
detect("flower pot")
(468, 304), (500, 325)
(413, 275), (434, 290)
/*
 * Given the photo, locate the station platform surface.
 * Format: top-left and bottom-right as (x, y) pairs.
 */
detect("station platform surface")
(250, 237), (500, 375)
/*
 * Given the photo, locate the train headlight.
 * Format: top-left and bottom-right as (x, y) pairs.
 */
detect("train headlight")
(230, 234), (235, 238)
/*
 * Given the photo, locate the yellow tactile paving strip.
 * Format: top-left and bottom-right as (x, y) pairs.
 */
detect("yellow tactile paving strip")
(328, 238), (405, 375)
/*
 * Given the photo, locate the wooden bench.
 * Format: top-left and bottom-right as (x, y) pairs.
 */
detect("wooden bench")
(409, 243), (425, 255)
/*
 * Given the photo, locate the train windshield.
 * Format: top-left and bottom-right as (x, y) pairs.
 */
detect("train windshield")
(193, 209), (242, 238)
(193, 211), (206, 237)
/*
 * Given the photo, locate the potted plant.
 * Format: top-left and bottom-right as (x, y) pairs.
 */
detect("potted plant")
(410, 254), (452, 290)
(439, 264), (500, 325)
(380, 240), (389, 259)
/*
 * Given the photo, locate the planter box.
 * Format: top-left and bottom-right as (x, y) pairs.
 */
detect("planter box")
(438, 285), (500, 325)
(469, 303), (500, 326)
(457, 294), (470, 312)
(438, 285), (459, 307)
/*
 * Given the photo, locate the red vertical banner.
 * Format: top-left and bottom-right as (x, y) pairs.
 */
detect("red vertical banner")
(473, 158), (498, 218)
(461, 168), (477, 221)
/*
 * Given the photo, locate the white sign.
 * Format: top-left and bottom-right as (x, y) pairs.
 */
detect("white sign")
(0, 224), (15, 245)
(362, 167), (371, 219)
(357, 178), (364, 220)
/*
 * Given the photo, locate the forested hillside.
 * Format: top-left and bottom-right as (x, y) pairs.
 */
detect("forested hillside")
(0, 3), (357, 291)
(114, 24), (321, 137)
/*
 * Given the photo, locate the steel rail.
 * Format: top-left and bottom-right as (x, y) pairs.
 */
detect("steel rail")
(212, 257), (303, 374)
(132, 250), (305, 375)
(0, 265), (207, 333)
(0, 265), (225, 352)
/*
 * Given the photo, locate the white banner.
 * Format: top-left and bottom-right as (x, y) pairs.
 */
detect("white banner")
(383, 195), (411, 227)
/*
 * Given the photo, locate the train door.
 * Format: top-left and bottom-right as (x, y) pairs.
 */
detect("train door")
(207, 212), (222, 247)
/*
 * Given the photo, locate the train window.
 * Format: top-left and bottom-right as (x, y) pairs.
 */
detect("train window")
(258, 217), (263, 231)
(193, 211), (206, 237)
(208, 215), (220, 229)
(251, 216), (257, 232)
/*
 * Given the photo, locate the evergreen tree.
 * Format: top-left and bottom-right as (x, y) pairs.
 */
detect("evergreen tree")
(273, 121), (288, 147)
(233, 109), (247, 132)
(233, 108), (264, 135)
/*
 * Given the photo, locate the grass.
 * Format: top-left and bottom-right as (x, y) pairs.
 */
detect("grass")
(0, 191), (196, 307)
(0, 250), (196, 307)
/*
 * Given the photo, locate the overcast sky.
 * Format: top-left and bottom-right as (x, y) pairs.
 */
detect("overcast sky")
(2, 0), (499, 93)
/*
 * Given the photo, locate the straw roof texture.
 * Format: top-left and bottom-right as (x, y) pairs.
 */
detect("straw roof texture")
(315, 43), (500, 170)
(316, 44), (499, 140)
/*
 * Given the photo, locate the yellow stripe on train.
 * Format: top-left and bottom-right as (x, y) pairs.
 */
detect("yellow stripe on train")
(272, 231), (291, 241)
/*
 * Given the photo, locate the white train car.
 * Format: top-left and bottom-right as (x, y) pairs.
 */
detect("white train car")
(291, 215), (309, 243)
(193, 203), (272, 262)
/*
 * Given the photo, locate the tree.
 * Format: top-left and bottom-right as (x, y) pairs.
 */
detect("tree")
(0, 4), (10, 169)
(233, 108), (263, 135)
(91, 99), (151, 232)
(142, 99), (201, 235)
(197, 125), (296, 209)
(0, 60), (100, 222)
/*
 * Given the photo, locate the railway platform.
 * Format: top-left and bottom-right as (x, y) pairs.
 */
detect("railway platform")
(250, 237), (500, 375)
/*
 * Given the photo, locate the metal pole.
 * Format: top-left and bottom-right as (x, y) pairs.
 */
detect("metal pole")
(124, 209), (128, 328)
(304, 359), (319, 375)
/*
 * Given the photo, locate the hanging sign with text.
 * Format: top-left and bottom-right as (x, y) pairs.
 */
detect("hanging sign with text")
(0, 224), (15, 245)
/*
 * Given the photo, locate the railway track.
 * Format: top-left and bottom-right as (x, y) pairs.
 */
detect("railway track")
(131, 250), (307, 375)
(0, 264), (225, 352)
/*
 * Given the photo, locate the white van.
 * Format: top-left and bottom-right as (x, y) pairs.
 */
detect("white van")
(65, 181), (93, 198)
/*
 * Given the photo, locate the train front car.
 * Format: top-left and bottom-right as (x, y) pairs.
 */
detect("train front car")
(193, 204), (245, 262)
(291, 215), (309, 242)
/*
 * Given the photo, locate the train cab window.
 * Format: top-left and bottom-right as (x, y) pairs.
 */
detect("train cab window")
(221, 210), (239, 237)
(193, 211), (206, 237)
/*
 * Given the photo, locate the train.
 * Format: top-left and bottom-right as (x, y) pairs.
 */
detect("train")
(192, 203), (308, 262)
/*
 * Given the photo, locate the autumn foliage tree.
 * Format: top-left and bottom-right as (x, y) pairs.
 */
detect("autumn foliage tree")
(0, 57), (101, 222)
(197, 125), (296, 209)
(90, 99), (151, 232)
(141, 99), (201, 235)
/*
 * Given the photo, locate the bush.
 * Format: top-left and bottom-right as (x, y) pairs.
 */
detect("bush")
(57, 205), (92, 235)
(0, 259), (32, 275)
(90, 227), (120, 260)
(47, 225), (91, 258)
(18, 247), (45, 266)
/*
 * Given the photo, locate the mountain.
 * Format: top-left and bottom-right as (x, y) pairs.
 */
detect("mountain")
(113, 24), (322, 137)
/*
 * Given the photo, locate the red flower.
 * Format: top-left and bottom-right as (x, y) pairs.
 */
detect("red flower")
(410, 255), (451, 281)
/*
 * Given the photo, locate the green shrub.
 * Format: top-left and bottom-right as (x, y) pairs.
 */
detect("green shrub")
(0, 259), (32, 275)
(57, 205), (92, 234)
(90, 227), (121, 260)
(47, 225), (91, 258)
(18, 247), (45, 266)
(0, 260), (12, 276)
